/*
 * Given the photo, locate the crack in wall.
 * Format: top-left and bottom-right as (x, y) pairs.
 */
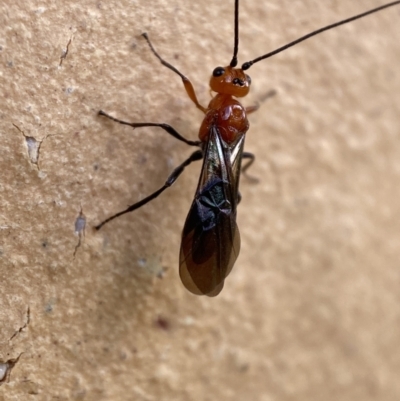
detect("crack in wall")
(13, 123), (57, 171)
(9, 307), (30, 341)
(59, 35), (73, 67)
(13, 124), (44, 169)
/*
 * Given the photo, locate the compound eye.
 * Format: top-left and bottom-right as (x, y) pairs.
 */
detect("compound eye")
(246, 74), (251, 85)
(212, 67), (225, 77)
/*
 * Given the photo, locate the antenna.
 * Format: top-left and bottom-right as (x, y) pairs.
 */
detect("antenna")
(242, 1), (400, 70)
(230, 0), (239, 67)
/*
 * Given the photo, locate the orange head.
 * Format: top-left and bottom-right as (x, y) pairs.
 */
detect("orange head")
(209, 66), (251, 97)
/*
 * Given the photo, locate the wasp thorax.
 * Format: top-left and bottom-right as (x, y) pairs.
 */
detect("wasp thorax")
(210, 66), (251, 97)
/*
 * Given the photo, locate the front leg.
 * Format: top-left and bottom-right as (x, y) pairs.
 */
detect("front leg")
(142, 33), (207, 114)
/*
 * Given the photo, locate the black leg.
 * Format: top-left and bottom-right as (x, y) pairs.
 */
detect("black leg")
(245, 103), (260, 114)
(98, 110), (201, 147)
(260, 89), (277, 102)
(246, 89), (277, 114)
(95, 150), (204, 230)
(238, 153), (257, 203)
(242, 152), (254, 172)
(241, 152), (258, 182)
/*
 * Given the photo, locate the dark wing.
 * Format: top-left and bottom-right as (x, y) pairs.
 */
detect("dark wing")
(179, 125), (245, 296)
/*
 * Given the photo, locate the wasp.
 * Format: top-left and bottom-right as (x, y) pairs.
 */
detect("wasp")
(96, 0), (400, 296)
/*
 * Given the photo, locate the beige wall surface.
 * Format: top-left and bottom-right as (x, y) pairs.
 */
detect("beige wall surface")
(1, 0), (400, 400)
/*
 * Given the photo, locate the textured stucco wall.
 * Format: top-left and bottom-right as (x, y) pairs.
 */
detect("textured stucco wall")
(1, 1), (400, 400)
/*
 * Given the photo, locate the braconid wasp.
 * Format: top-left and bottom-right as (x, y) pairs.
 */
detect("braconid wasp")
(96, 1), (400, 296)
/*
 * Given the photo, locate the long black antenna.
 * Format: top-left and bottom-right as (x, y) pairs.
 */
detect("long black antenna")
(230, 0), (239, 67)
(242, 1), (400, 70)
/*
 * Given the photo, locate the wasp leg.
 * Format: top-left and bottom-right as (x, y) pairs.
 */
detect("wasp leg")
(95, 150), (203, 230)
(260, 89), (277, 102)
(245, 103), (260, 114)
(241, 152), (258, 183)
(142, 33), (207, 113)
(98, 110), (201, 147)
(246, 89), (277, 114)
(238, 152), (258, 203)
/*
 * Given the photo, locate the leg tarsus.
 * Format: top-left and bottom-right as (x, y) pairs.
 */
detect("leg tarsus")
(98, 110), (201, 147)
(245, 89), (277, 115)
(95, 150), (203, 230)
(241, 152), (259, 183)
(260, 89), (277, 103)
(246, 103), (260, 114)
